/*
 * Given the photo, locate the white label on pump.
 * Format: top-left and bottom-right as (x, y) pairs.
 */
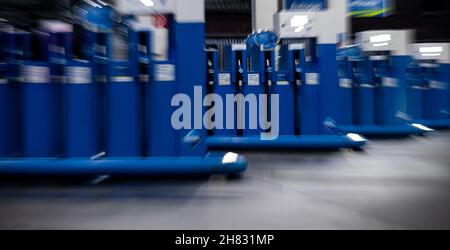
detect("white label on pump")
(429, 80), (447, 89)
(22, 66), (50, 84)
(65, 66), (92, 84)
(360, 83), (375, 88)
(218, 73), (231, 86)
(339, 78), (353, 88)
(305, 73), (319, 85)
(277, 81), (289, 86)
(155, 64), (175, 82)
(247, 74), (260, 86)
(288, 44), (304, 50)
(232, 44), (246, 51)
(112, 76), (133, 83)
(382, 77), (398, 87)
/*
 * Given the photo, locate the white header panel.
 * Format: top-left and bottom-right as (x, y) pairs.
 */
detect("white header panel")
(116, 0), (176, 15)
(115, 0), (204, 23)
(275, 11), (317, 39)
(410, 43), (450, 64)
(273, 0), (348, 44)
(316, 0), (348, 44)
(175, 0), (205, 23)
(356, 30), (414, 56)
(252, 0), (278, 31)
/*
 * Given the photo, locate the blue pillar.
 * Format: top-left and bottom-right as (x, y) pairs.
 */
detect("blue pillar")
(107, 61), (143, 157)
(64, 61), (100, 158)
(21, 62), (59, 157)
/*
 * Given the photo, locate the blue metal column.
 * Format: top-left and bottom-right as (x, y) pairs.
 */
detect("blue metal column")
(299, 54), (320, 135)
(424, 64), (450, 120)
(1, 31), (31, 157)
(318, 44), (346, 134)
(406, 64), (425, 120)
(0, 62), (12, 156)
(129, 29), (152, 156)
(337, 55), (354, 125)
(376, 56), (412, 125)
(288, 46), (308, 135)
(64, 61), (100, 158)
(41, 29), (74, 160)
(107, 61), (143, 157)
(21, 62), (59, 157)
(243, 46), (267, 136)
(83, 28), (112, 158)
(209, 48), (238, 136)
(353, 57), (376, 125)
(272, 45), (295, 135)
(147, 61), (179, 157)
(174, 20), (208, 156)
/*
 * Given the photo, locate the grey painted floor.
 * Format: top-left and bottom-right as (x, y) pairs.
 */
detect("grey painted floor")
(0, 132), (449, 229)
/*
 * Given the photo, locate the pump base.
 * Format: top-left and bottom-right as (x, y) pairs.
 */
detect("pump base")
(333, 124), (432, 136)
(207, 135), (367, 150)
(0, 153), (247, 176)
(411, 119), (450, 129)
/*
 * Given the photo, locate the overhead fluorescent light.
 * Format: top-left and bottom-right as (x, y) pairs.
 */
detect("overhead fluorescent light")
(141, 0), (154, 7)
(370, 34), (391, 43)
(290, 15), (309, 33)
(419, 46), (443, 53)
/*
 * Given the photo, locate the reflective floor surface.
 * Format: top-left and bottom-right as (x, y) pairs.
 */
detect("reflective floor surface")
(0, 132), (449, 229)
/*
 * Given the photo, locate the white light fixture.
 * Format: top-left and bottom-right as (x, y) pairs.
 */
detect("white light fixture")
(140, 0), (154, 7)
(370, 34), (391, 43)
(222, 152), (239, 164)
(346, 133), (366, 142)
(290, 15), (309, 33)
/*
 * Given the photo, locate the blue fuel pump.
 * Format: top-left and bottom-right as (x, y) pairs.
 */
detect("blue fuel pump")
(0, 29), (31, 157)
(21, 62), (59, 157)
(333, 30), (431, 136)
(107, 61), (143, 157)
(207, 0), (367, 150)
(407, 43), (450, 128)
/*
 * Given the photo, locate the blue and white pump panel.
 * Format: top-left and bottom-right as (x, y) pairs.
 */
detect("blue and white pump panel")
(0, 0), (247, 176)
(407, 43), (450, 128)
(208, 0), (367, 149)
(334, 30), (433, 135)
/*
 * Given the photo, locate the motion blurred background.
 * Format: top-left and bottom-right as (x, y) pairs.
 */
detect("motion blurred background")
(2, 0), (450, 39)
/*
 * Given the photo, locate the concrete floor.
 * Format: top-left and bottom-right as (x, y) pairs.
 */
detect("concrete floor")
(0, 132), (449, 229)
